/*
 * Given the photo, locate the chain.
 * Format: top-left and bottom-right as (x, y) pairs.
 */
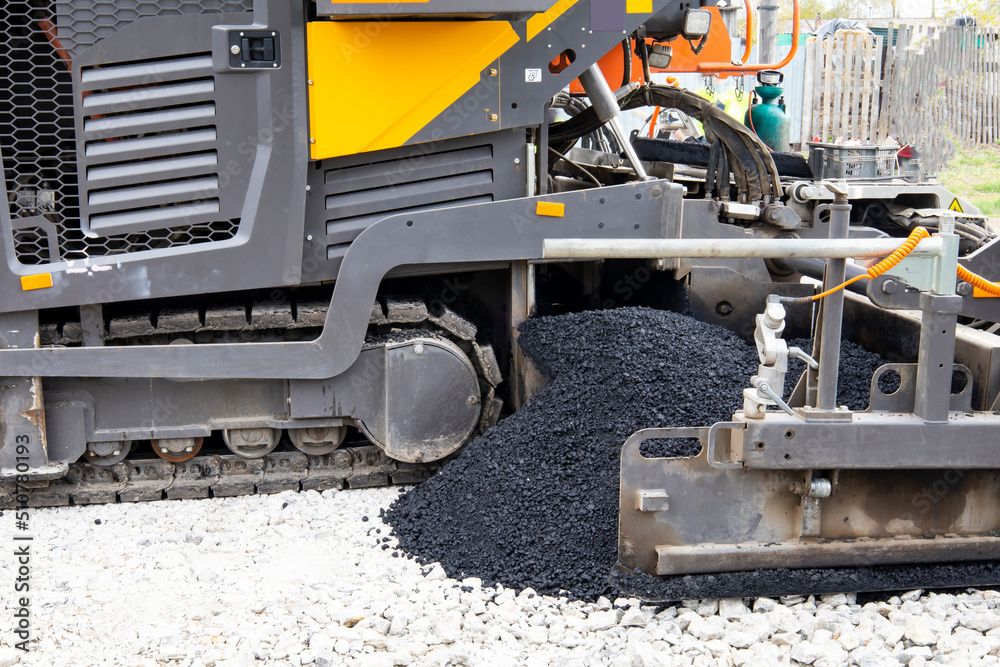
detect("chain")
(705, 76), (716, 99)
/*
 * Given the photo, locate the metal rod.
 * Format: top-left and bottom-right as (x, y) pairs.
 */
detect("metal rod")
(578, 64), (651, 181)
(542, 236), (943, 260)
(815, 196), (851, 410)
(609, 117), (652, 180)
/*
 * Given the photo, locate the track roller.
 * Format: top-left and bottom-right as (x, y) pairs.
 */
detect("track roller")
(223, 428), (282, 459)
(85, 440), (132, 467)
(289, 426), (346, 456)
(152, 437), (204, 463)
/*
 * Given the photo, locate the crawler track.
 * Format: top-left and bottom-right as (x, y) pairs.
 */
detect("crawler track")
(1, 445), (434, 510)
(4, 295), (499, 509)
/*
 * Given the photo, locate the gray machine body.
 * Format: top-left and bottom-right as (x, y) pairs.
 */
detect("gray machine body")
(5, 0), (1000, 588)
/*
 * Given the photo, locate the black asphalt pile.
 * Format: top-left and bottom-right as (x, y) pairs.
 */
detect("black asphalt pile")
(385, 307), (885, 601)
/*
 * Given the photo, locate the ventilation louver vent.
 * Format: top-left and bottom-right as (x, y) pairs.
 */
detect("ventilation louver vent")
(319, 144), (497, 261)
(2, 4), (249, 266)
(78, 54), (223, 237)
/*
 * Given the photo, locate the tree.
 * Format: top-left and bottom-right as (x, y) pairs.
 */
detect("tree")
(940, 0), (1000, 24)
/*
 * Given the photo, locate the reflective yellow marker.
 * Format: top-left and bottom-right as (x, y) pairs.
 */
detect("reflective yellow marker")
(20, 274), (53, 291)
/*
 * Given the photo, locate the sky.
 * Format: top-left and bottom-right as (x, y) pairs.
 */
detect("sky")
(897, 0), (937, 17)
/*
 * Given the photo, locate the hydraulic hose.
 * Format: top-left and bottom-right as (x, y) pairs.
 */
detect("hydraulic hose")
(549, 84), (780, 202)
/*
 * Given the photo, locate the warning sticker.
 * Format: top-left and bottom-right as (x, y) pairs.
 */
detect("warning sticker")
(949, 198), (965, 213)
(525, 68), (542, 83)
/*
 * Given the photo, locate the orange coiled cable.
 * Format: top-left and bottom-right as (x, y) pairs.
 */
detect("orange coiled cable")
(865, 226), (930, 279)
(958, 264), (1000, 297)
(810, 226), (931, 301)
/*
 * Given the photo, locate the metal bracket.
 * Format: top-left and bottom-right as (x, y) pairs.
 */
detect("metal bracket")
(869, 363), (974, 414)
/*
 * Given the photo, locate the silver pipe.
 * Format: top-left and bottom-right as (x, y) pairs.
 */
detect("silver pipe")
(542, 236), (944, 260)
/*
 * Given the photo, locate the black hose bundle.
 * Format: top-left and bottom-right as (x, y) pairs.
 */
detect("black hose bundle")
(550, 92), (621, 155)
(549, 84), (782, 203)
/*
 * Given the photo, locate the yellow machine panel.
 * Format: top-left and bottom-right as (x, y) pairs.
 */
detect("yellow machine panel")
(307, 20), (519, 159)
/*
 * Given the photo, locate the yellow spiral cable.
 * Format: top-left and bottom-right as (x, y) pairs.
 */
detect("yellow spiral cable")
(810, 226), (931, 302)
(958, 264), (1000, 297)
(865, 226), (931, 279)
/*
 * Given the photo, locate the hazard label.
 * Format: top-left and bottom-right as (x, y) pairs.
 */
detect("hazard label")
(949, 198), (965, 213)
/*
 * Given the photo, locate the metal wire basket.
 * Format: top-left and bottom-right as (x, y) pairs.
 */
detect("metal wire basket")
(807, 142), (899, 179)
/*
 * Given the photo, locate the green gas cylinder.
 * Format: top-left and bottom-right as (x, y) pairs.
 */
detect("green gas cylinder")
(744, 70), (790, 152)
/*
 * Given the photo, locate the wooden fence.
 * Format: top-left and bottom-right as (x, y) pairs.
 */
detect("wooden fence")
(882, 24), (1000, 173)
(800, 23), (1000, 174)
(801, 32), (885, 145)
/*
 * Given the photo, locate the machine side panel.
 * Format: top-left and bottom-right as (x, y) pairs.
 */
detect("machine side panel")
(303, 130), (528, 283)
(0, 2), (310, 313)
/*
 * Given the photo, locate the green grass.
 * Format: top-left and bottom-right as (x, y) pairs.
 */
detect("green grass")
(940, 145), (1000, 220)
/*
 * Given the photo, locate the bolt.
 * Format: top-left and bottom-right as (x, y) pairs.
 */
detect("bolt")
(958, 281), (973, 296)
(716, 302), (733, 316)
(651, 186), (662, 197)
(414, 344), (424, 355)
(307, 79), (314, 85)
(231, 45), (241, 55)
(310, 138), (316, 144)
(881, 279), (898, 295)
(489, 114), (498, 122)
(489, 68), (498, 76)
(160, 448), (168, 454)
(468, 396), (480, 406)
(514, 158), (521, 165)
(112, 450), (120, 456)
(185, 446), (193, 453)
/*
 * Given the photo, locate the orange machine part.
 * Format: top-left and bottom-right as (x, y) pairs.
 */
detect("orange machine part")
(568, 6), (736, 94)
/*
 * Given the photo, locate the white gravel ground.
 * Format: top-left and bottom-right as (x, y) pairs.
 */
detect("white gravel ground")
(3, 487), (1000, 667)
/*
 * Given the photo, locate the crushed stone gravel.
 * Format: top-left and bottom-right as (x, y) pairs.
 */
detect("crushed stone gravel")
(386, 307), (886, 601)
(5, 489), (1000, 667)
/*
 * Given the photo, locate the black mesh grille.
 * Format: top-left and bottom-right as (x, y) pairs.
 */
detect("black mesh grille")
(0, 3), (79, 264)
(56, 0), (254, 59)
(0, 2), (250, 266)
